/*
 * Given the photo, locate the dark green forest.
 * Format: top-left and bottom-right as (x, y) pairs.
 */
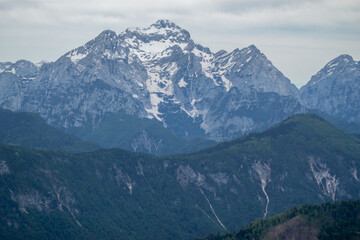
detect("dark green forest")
(0, 113), (360, 239)
(200, 200), (360, 240)
(0, 109), (101, 153)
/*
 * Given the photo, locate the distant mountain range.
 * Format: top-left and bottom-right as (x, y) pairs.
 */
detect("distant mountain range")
(301, 54), (360, 123)
(0, 20), (359, 155)
(1, 114), (360, 239)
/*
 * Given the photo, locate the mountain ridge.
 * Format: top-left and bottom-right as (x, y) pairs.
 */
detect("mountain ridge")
(0, 20), (358, 154)
(300, 53), (360, 123)
(1, 113), (360, 239)
(0, 108), (101, 153)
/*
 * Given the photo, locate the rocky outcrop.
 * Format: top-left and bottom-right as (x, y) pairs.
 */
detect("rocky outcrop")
(301, 55), (360, 123)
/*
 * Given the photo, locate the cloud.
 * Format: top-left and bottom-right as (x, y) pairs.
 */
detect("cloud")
(1, 0), (359, 30)
(0, 0), (359, 86)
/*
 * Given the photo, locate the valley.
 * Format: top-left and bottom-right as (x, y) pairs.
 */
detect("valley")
(0, 114), (359, 239)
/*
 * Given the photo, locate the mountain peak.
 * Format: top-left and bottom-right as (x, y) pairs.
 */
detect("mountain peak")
(121, 19), (190, 42)
(96, 30), (117, 39)
(335, 54), (353, 62)
(152, 19), (181, 30)
(326, 54), (354, 67)
(248, 44), (260, 52)
(229, 45), (260, 58)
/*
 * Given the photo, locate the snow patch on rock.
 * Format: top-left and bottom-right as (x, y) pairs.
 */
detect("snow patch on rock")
(67, 50), (88, 64)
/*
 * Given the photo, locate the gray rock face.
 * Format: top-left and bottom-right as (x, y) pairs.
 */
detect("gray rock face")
(301, 55), (360, 123)
(202, 87), (305, 141)
(0, 20), (305, 146)
(0, 60), (39, 77)
(0, 31), (147, 128)
(129, 130), (164, 153)
(0, 160), (10, 175)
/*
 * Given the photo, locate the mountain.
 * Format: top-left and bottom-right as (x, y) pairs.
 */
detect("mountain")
(1, 114), (360, 239)
(0, 106), (213, 156)
(70, 111), (216, 155)
(200, 200), (360, 240)
(301, 54), (360, 123)
(308, 109), (360, 135)
(0, 109), (101, 153)
(1, 20), (358, 154)
(0, 20), (304, 154)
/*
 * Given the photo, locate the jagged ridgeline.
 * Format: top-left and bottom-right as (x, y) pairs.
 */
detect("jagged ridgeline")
(1, 20), (359, 155)
(1, 114), (360, 239)
(300, 54), (360, 123)
(0, 20), (303, 153)
(0, 20), (318, 155)
(200, 200), (360, 240)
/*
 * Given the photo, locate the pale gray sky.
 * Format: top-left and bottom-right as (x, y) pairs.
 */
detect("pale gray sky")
(1, 0), (359, 87)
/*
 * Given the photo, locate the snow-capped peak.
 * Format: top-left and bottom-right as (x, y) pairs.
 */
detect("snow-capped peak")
(326, 54), (354, 68)
(322, 54), (356, 74)
(45, 21), (300, 124)
(116, 20), (196, 121)
(121, 20), (191, 44)
(0, 60), (39, 77)
(151, 19), (182, 30)
(305, 54), (358, 87)
(96, 30), (118, 41)
(120, 20), (192, 63)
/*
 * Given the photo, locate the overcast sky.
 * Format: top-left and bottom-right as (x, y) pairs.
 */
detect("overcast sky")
(1, 0), (359, 87)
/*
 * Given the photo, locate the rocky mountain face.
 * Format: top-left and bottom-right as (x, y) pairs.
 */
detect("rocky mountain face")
(1, 114), (360, 239)
(0, 20), (305, 153)
(1, 20), (358, 154)
(301, 55), (360, 123)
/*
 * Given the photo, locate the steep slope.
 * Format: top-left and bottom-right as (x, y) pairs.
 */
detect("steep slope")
(0, 60), (39, 110)
(301, 54), (360, 123)
(0, 114), (360, 239)
(0, 20), (303, 154)
(1, 21), (359, 155)
(309, 109), (360, 135)
(200, 200), (360, 240)
(182, 114), (360, 227)
(70, 111), (216, 155)
(202, 87), (304, 141)
(0, 109), (101, 153)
